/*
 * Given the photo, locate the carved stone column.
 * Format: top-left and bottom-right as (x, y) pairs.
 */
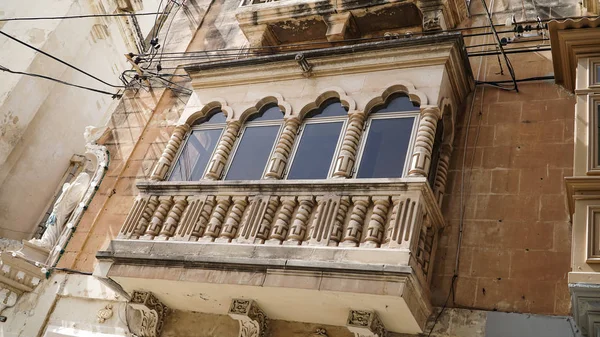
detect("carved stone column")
(134, 197), (159, 238)
(201, 196), (232, 241)
(127, 291), (169, 337)
(267, 197), (297, 244)
(408, 106), (441, 178)
(151, 124), (190, 181)
(362, 197), (390, 248)
(346, 310), (388, 337)
(433, 144), (452, 206)
(141, 196), (174, 240)
(205, 121), (240, 180)
(228, 299), (268, 337)
(157, 196), (188, 240)
(284, 196), (315, 245)
(216, 197), (248, 243)
(329, 196), (350, 246)
(333, 112), (365, 178)
(340, 197), (370, 247)
(265, 117), (300, 179)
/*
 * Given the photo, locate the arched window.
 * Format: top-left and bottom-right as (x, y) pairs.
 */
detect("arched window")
(287, 98), (348, 180)
(224, 104), (284, 180)
(168, 110), (227, 181)
(355, 93), (419, 178)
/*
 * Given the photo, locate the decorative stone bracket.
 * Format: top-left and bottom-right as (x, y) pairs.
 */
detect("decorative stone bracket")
(346, 310), (388, 337)
(228, 299), (269, 337)
(127, 290), (170, 337)
(0, 127), (109, 314)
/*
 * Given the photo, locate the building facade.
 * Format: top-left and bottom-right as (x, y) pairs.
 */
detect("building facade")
(0, 0), (598, 336)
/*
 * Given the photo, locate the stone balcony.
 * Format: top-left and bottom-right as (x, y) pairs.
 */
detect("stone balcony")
(98, 177), (444, 334)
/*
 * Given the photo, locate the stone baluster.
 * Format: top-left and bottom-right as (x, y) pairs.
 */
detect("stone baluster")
(254, 197), (279, 244)
(267, 197), (297, 245)
(133, 196), (159, 239)
(285, 196), (315, 245)
(362, 197), (391, 248)
(333, 112), (365, 178)
(216, 197), (248, 243)
(340, 197), (370, 247)
(150, 124), (190, 181)
(408, 106), (441, 177)
(201, 196), (232, 242)
(329, 196), (350, 246)
(157, 197), (188, 240)
(433, 144), (452, 206)
(189, 197), (216, 241)
(141, 196), (173, 240)
(265, 117), (301, 179)
(205, 121), (240, 180)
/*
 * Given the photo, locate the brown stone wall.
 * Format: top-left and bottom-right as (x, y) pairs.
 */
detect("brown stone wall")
(431, 50), (575, 314)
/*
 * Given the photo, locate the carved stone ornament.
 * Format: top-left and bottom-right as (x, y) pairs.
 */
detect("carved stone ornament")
(312, 328), (329, 336)
(97, 304), (114, 323)
(127, 291), (169, 337)
(346, 310), (388, 337)
(228, 299), (268, 337)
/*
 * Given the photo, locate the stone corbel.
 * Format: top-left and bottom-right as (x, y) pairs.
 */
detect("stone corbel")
(228, 299), (269, 337)
(346, 310), (388, 337)
(325, 12), (357, 42)
(240, 24), (279, 49)
(127, 291), (170, 337)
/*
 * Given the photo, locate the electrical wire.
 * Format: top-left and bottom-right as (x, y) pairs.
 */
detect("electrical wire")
(157, 3), (183, 65)
(0, 30), (126, 89)
(0, 12), (164, 22)
(0, 65), (122, 98)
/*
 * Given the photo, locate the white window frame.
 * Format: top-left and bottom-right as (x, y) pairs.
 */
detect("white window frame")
(166, 123), (226, 181)
(222, 119), (284, 180)
(353, 110), (419, 179)
(285, 115), (347, 180)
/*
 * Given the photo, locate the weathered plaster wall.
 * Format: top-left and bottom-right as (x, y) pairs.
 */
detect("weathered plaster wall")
(0, 0), (162, 240)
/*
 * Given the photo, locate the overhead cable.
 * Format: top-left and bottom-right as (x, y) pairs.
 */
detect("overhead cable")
(0, 65), (121, 98)
(0, 30), (126, 88)
(0, 12), (163, 22)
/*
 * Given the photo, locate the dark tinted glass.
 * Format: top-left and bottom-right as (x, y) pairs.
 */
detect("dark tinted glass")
(288, 122), (343, 179)
(357, 117), (415, 178)
(305, 99), (348, 119)
(200, 111), (227, 125)
(169, 128), (223, 181)
(225, 125), (280, 180)
(247, 105), (283, 122)
(372, 94), (419, 114)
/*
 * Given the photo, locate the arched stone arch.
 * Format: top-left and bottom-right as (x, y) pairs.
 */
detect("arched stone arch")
(298, 87), (357, 120)
(179, 98), (234, 126)
(238, 93), (292, 123)
(364, 82), (428, 114)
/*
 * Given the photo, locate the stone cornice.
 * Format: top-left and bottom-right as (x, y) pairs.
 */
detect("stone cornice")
(565, 176), (600, 215)
(549, 17), (600, 92)
(184, 34), (473, 103)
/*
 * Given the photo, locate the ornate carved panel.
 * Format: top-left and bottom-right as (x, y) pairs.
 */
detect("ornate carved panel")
(346, 310), (388, 337)
(127, 291), (170, 337)
(228, 299), (268, 337)
(238, 196), (280, 244)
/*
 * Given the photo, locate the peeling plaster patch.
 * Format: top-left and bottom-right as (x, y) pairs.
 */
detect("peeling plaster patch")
(0, 111), (23, 147)
(27, 28), (47, 44)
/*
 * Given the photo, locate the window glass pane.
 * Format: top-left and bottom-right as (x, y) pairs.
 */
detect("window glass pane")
(288, 122), (343, 179)
(357, 117), (415, 178)
(373, 94), (419, 114)
(247, 105), (283, 122)
(597, 65), (600, 83)
(225, 125), (280, 180)
(196, 111), (227, 125)
(306, 99), (348, 119)
(169, 128), (222, 181)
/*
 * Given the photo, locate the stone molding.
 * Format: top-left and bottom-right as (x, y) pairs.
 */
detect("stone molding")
(571, 283), (600, 337)
(228, 299), (269, 337)
(346, 310), (388, 337)
(127, 290), (170, 337)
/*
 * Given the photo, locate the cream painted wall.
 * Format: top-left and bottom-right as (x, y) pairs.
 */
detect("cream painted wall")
(0, 0), (158, 239)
